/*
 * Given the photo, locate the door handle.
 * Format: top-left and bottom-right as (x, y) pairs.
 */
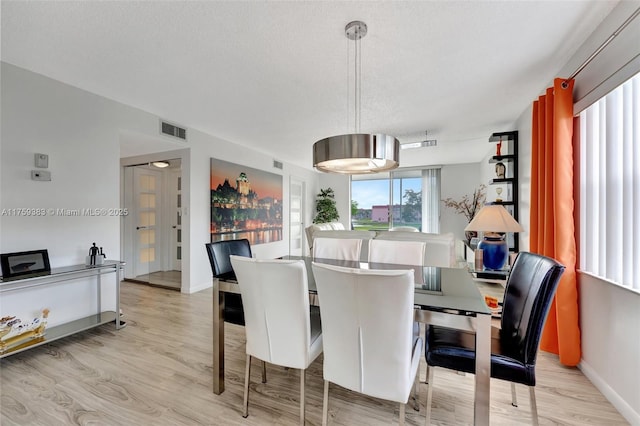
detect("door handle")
(172, 226), (177, 229)
(136, 226), (147, 230)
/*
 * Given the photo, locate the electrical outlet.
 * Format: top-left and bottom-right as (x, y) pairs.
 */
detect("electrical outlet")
(31, 170), (51, 181)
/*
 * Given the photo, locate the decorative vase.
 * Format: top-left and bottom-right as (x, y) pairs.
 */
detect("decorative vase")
(478, 234), (508, 270)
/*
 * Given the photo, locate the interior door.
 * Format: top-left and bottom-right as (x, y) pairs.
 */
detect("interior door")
(169, 170), (182, 271)
(289, 177), (305, 256)
(133, 167), (162, 277)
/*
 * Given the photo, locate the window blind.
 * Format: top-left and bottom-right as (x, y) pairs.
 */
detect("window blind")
(579, 71), (640, 290)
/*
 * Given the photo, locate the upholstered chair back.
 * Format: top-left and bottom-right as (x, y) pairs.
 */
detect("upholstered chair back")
(500, 252), (565, 365)
(368, 239), (425, 266)
(312, 237), (362, 262)
(230, 256), (322, 369)
(312, 262), (422, 404)
(206, 239), (252, 280)
(205, 239), (252, 325)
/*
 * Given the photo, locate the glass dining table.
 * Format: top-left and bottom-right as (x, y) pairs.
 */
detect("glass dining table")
(212, 256), (492, 426)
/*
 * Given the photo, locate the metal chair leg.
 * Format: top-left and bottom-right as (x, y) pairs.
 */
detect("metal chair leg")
(262, 360), (267, 383)
(299, 369), (306, 425)
(511, 382), (518, 407)
(425, 365), (435, 426)
(529, 386), (539, 426)
(243, 355), (251, 418)
(399, 402), (406, 426)
(413, 371), (420, 411)
(322, 380), (329, 426)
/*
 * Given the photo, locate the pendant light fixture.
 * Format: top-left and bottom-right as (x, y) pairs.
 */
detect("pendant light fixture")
(313, 21), (400, 174)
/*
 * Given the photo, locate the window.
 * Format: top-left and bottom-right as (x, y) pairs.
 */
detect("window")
(351, 168), (441, 233)
(579, 71), (640, 291)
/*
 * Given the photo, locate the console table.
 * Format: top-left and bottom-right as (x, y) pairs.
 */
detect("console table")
(0, 261), (125, 358)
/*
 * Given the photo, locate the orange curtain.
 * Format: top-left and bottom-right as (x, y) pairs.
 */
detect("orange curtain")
(530, 78), (580, 366)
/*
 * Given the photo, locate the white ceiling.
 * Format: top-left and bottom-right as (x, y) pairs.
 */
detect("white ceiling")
(1, 1), (618, 170)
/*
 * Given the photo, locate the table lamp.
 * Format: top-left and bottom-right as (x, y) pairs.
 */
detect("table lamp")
(464, 205), (523, 270)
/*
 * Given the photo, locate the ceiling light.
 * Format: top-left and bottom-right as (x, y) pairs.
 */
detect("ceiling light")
(313, 21), (399, 174)
(400, 131), (438, 150)
(152, 161), (170, 168)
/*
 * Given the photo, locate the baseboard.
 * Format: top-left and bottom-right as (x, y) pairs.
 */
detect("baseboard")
(579, 359), (640, 425)
(185, 280), (212, 294)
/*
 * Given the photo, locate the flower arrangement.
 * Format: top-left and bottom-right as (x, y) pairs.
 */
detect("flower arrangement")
(442, 185), (486, 222)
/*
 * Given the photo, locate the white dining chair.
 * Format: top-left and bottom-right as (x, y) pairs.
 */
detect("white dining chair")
(312, 237), (362, 261)
(368, 239), (426, 266)
(311, 262), (423, 426)
(389, 226), (419, 232)
(230, 256), (323, 425)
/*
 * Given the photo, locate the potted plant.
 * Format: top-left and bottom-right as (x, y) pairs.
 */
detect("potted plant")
(442, 185), (486, 242)
(313, 188), (340, 224)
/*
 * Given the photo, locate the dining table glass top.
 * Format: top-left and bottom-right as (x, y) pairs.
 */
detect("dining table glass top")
(283, 255), (491, 316)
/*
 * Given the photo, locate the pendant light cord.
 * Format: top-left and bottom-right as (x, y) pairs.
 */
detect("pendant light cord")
(355, 26), (361, 133)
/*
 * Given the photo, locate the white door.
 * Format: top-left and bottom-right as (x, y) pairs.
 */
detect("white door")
(134, 167), (162, 277)
(168, 170), (182, 271)
(289, 177), (305, 256)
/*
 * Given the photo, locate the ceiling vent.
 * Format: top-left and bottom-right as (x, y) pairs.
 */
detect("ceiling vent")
(160, 120), (187, 141)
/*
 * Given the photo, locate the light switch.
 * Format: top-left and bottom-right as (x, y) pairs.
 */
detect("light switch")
(35, 153), (49, 168)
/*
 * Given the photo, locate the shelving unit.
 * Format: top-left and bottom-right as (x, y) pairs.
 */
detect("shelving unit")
(0, 261), (125, 358)
(488, 131), (519, 252)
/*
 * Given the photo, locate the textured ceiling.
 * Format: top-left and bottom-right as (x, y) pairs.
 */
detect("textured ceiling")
(1, 1), (618, 169)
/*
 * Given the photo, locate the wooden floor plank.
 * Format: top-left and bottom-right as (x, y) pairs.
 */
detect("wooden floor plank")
(0, 282), (628, 425)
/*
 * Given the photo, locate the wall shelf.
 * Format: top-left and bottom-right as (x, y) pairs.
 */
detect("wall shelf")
(488, 131), (519, 252)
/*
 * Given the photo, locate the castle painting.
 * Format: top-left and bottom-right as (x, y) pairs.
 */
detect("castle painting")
(210, 158), (283, 244)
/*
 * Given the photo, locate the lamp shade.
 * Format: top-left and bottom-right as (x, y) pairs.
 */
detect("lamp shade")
(465, 205), (523, 270)
(464, 205), (523, 233)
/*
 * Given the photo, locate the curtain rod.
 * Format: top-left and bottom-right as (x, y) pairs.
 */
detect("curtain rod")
(561, 6), (640, 89)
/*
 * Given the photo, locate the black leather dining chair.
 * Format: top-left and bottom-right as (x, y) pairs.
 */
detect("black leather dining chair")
(205, 239), (252, 326)
(424, 251), (565, 425)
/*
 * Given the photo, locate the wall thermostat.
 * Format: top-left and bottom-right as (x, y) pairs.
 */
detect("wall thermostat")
(31, 170), (51, 181)
(35, 153), (49, 168)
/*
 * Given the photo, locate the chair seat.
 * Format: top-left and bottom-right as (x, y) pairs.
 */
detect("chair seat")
(425, 325), (535, 386)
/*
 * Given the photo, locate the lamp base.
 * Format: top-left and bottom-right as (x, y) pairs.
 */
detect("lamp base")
(478, 235), (508, 270)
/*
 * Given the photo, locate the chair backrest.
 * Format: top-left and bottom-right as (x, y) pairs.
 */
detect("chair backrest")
(230, 256), (315, 369)
(313, 237), (362, 261)
(500, 252), (565, 365)
(311, 262), (416, 403)
(389, 226), (419, 232)
(368, 239), (425, 266)
(305, 222), (346, 248)
(205, 239), (252, 280)
(374, 231), (457, 267)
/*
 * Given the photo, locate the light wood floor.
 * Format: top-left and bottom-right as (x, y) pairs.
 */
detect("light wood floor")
(131, 270), (182, 290)
(0, 282), (628, 425)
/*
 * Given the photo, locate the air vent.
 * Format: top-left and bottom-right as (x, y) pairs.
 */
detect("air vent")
(160, 120), (187, 141)
(273, 160), (283, 170)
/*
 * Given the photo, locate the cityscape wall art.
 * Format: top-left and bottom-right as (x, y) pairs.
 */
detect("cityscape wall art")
(210, 158), (283, 244)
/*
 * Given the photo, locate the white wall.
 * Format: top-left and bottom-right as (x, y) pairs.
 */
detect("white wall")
(512, 2), (640, 422)
(1, 63), (320, 326)
(440, 163), (481, 241)
(1, 62), (129, 325)
(187, 129), (317, 292)
(579, 274), (640, 424)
